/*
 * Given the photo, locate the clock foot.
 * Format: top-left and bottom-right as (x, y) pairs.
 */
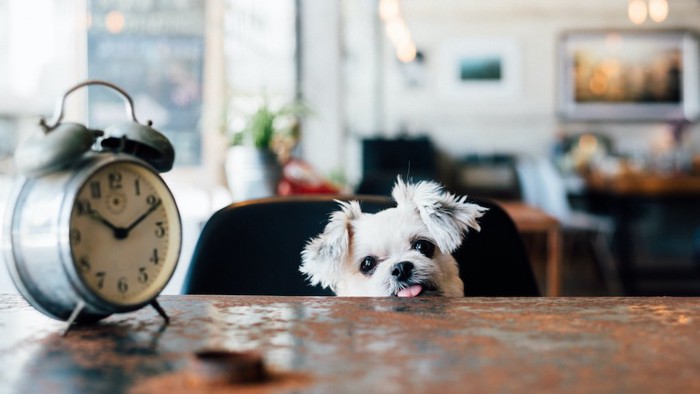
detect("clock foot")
(151, 299), (170, 325)
(63, 300), (86, 336)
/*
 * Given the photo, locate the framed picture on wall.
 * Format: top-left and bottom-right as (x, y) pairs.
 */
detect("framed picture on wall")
(436, 38), (521, 98)
(558, 30), (700, 122)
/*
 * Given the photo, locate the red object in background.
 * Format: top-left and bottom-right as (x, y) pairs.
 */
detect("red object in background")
(278, 159), (340, 195)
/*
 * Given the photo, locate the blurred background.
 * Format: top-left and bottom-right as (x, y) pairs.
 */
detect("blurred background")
(2, 0), (700, 296)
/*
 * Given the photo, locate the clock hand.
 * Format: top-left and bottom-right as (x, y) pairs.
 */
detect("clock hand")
(125, 199), (162, 233)
(85, 208), (121, 233)
(86, 208), (132, 239)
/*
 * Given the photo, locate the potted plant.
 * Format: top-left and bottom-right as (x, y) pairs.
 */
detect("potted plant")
(225, 98), (307, 202)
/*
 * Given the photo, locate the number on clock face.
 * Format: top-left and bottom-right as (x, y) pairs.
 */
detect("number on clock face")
(69, 161), (180, 306)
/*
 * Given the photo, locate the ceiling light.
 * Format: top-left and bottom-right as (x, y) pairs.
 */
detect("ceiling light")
(648, 0), (669, 22)
(628, 0), (648, 25)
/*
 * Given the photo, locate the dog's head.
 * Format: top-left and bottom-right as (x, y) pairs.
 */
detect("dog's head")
(300, 178), (486, 297)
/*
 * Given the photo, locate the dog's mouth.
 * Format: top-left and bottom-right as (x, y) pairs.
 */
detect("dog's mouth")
(395, 282), (439, 298)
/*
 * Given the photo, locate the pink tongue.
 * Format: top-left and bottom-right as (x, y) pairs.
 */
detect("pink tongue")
(397, 284), (423, 298)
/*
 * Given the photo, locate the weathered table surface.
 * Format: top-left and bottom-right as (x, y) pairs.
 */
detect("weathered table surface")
(1, 294), (699, 393)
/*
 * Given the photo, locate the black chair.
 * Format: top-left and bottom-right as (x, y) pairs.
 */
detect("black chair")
(182, 195), (540, 296)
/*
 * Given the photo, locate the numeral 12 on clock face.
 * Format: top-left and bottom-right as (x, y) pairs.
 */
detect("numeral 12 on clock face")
(68, 161), (181, 306)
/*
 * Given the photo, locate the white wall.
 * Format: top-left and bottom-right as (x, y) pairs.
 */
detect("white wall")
(303, 0), (700, 187)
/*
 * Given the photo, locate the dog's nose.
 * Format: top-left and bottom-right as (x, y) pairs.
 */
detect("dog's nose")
(392, 261), (414, 282)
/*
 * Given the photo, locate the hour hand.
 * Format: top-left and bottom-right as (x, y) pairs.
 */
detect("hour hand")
(84, 207), (131, 239)
(85, 207), (120, 233)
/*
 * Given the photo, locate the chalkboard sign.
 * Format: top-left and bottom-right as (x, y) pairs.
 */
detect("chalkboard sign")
(87, 0), (204, 166)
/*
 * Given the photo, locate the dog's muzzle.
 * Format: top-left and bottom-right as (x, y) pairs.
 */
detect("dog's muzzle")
(391, 261), (439, 297)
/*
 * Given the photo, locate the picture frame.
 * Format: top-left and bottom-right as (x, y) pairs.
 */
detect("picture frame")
(437, 38), (521, 98)
(558, 30), (700, 122)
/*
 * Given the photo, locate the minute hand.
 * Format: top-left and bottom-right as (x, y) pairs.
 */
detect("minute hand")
(125, 199), (162, 232)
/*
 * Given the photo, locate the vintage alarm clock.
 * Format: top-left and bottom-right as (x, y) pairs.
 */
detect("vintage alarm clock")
(3, 80), (182, 332)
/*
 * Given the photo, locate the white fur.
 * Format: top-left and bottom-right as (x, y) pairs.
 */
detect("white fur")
(300, 178), (487, 297)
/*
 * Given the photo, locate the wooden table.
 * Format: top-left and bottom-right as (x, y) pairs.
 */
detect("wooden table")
(499, 201), (562, 296)
(2, 294), (699, 393)
(585, 171), (700, 197)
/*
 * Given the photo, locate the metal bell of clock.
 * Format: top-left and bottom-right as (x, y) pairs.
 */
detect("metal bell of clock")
(13, 121), (97, 176)
(101, 120), (175, 172)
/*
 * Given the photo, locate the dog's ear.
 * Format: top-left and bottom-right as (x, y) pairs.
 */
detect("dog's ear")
(300, 200), (363, 292)
(392, 177), (487, 253)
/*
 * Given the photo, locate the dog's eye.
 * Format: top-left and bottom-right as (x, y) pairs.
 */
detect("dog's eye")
(360, 256), (377, 275)
(412, 239), (435, 258)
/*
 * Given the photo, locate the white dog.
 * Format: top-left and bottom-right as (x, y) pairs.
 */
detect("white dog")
(300, 178), (486, 297)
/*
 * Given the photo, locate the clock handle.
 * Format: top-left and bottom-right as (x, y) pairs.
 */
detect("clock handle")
(40, 80), (139, 132)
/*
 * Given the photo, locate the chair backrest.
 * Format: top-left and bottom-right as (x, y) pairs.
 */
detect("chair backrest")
(182, 195), (539, 296)
(183, 195), (392, 296)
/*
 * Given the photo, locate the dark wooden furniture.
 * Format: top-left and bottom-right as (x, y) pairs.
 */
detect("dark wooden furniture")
(499, 201), (562, 296)
(2, 294), (699, 392)
(584, 171), (700, 295)
(585, 171), (700, 197)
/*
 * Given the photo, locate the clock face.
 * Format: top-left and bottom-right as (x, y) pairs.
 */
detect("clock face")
(68, 161), (181, 306)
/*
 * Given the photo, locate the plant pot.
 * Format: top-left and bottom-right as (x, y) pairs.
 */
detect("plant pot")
(225, 146), (282, 202)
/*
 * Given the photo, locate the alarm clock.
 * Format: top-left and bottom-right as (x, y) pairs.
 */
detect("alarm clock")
(3, 80), (182, 331)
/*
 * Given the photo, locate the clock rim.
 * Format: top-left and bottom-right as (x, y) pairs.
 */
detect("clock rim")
(3, 177), (75, 319)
